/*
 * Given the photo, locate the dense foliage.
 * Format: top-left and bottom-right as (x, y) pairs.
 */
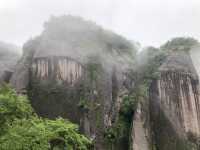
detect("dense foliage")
(0, 86), (34, 136)
(0, 85), (92, 150)
(160, 37), (199, 52)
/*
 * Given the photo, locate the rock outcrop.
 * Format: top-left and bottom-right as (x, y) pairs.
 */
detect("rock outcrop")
(10, 15), (136, 150)
(130, 41), (200, 150)
(150, 51), (200, 150)
(9, 16), (200, 150)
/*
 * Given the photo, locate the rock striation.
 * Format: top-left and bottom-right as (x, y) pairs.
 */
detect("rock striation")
(150, 51), (200, 150)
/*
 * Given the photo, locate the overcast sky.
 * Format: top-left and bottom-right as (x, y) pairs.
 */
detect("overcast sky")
(0, 0), (200, 48)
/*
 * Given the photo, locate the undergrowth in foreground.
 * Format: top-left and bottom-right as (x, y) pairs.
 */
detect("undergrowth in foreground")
(0, 85), (92, 150)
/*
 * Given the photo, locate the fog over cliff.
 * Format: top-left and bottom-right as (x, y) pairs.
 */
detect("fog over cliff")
(25, 15), (137, 73)
(0, 41), (20, 67)
(0, 5), (200, 148)
(0, 0), (199, 47)
(0, 1), (200, 149)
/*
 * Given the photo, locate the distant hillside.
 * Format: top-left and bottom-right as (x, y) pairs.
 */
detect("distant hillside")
(0, 41), (20, 82)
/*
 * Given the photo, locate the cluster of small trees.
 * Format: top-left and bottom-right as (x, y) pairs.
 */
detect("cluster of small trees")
(0, 85), (92, 150)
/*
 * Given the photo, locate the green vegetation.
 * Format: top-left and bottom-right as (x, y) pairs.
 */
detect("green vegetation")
(145, 38), (200, 150)
(86, 56), (103, 81)
(137, 47), (166, 85)
(103, 46), (166, 149)
(78, 99), (90, 112)
(0, 85), (92, 150)
(104, 95), (138, 150)
(120, 95), (138, 121)
(0, 118), (91, 150)
(103, 36), (200, 150)
(160, 37), (199, 52)
(0, 85), (34, 136)
(87, 63), (99, 81)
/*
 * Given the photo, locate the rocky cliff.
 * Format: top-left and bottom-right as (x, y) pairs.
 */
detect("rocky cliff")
(131, 39), (200, 150)
(9, 16), (200, 150)
(10, 15), (136, 150)
(150, 51), (200, 150)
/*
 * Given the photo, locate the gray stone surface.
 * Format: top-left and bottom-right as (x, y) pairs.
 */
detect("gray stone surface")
(149, 51), (200, 150)
(10, 16), (135, 150)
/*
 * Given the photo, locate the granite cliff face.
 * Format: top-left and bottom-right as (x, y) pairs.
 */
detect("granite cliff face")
(10, 16), (136, 150)
(8, 16), (200, 150)
(149, 51), (200, 150)
(131, 40), (200, 150)
(32, 57), (83, 85)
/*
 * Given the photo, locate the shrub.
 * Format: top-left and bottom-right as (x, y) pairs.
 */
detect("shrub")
(0, 85), (92, 150)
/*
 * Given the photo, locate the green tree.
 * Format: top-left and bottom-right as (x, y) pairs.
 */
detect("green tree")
(0, 85), (34, 135)
(0, 85), (92, 150)
(160, 37), (199, 52)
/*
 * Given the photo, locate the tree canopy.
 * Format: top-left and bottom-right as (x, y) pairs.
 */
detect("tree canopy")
(160, 37), (199, 52)
(0, 85), (92, 150)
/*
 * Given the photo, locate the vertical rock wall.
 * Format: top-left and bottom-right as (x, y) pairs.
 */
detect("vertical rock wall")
(158, 72), (200, 136)
(32, 57), (83, 85)
(9, 15), (136, 150)
(29, 56), (84, 123)
(80, 65), (125, 150)
(150, 71), (200, 150)
(28, 56), (126, 150)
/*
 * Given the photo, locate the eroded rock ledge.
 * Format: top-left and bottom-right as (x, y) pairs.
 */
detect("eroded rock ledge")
(32, 57), (83, 85)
